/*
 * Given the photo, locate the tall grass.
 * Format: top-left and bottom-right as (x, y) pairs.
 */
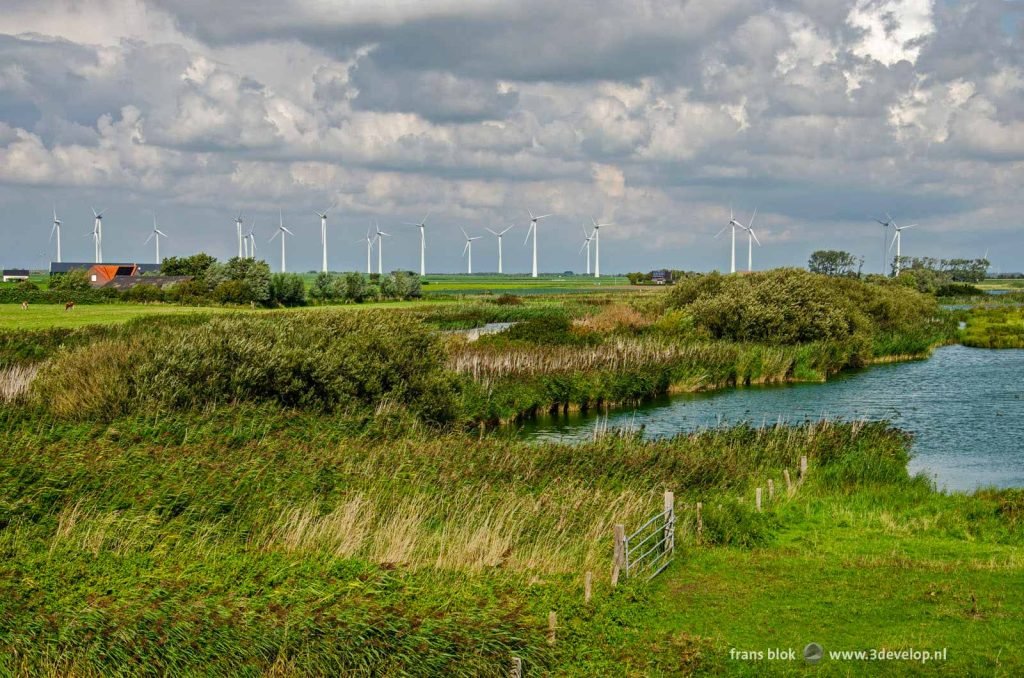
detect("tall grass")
(0, 365), (37, 404)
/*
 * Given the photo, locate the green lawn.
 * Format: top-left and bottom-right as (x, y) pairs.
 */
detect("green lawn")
(0, 303), (225, 330)
(0, 299), (453, 330)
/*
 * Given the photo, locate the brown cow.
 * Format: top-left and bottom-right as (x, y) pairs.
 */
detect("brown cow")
(64, 301), (75, 311)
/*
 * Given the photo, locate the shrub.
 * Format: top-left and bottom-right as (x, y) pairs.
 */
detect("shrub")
(32, 312), (457, 422)
(491, 294), (523, 306)
(269, 273), (307, 307)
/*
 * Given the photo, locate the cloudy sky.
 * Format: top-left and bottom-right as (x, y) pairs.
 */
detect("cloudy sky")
(1, 0), (1021, 274)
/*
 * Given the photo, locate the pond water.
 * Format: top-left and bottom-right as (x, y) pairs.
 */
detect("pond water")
(519, 345), (1024, 492)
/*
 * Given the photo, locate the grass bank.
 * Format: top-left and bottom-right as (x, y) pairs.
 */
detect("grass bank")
(0, 407), (1020, 675)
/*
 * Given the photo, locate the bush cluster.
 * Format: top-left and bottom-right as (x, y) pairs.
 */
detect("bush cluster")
(667, 269), (939, 354)
(309, 270), (421, 303)
(32, 312), (458, 422)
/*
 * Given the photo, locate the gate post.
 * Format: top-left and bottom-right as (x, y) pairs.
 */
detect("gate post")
(612, 524), (626, 586)
(663, 491), (675, 555)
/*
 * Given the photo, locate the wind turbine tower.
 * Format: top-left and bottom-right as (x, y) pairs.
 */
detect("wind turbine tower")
(485, 225), (514, 274)
(145, 216), (168, 264)
(50, 207), (62, 263)
(889, 219), (916, 276)
(235, 212), (244, 259)
(374, 223), (391, 274)
(316, 209), (329, 272)
(460, 227), (482, 274)
(404, 213), (431, 276)
(716, 207), (750, 274)
(525, 209), (552, 278)
(874, 215), (892, 275)
(269, 210), (295, 272)
(579, 226), (594, 275)
(91, 208), (104, 263)
(590, 218), (613, 278)
(741, 209), (760, 272)
(245, 221), (257, 259)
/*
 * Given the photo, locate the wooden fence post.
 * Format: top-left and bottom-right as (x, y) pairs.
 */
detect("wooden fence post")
(584, 571), (593, 603)
(510, 656), (522, 678)
(755, 487), (762, 512)
(767, 479), (775, 501)
(695, 502), (703, 540)
(663, 490), (675, 554)
(800, 455), (808, 481)
(547, 611), (557, 646)
(783, 469), (793, 496)
(612, 524), (625, 586)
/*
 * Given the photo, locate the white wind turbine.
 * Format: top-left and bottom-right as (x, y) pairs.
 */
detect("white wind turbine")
(485, 224), (514, 274)
(460, 227), (482, 274)
(90, 207), (104, 263)
(374, 222), (391, 274)
(740, 208), (760, 272)
(873, 214), (893, 275)
(145, 216), (168, 264)
(589, 217), (613, 278)
(269, 210), (295, 272)
(524, 209), (552, 278)
(403, 212), (431, 276)
(234, 212), (244, 259)
(50, 206), (62, 263)
(579, 226), (595, 275)
(244, 220), (257, 259)
(356, 229), (375, 274)
(315, 208), (330, 272)
(889, 219), (917, 276)
(715, 206), (750, 274)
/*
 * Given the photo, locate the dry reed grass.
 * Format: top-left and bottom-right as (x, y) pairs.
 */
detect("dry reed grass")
(0, 364), (39, 404)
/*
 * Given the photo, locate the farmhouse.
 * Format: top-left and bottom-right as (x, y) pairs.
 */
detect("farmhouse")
(2, 269), (30, 282)
(49, 262), (162, 287)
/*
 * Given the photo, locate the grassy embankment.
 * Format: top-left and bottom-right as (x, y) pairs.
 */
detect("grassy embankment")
(960, 306), (1024, 348)
(1, 405), (1021, 675)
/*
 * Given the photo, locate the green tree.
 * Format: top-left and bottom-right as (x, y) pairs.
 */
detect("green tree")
(808, 250), (859, 277)
(310, 272), (337, 302)
(344, 273), (369, 303)
(269, 273), (307, 307)
(162, 253), (217, 277)
(50, 269), (92, 291)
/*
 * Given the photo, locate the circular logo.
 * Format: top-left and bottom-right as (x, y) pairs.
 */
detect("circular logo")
(803, 642), (824, 665)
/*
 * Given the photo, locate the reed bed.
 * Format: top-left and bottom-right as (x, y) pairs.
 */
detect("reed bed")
(0, 364), (38, 403)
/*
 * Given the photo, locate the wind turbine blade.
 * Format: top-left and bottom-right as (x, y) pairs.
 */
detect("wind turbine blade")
(714, 225), (728, 238)
(748, 207), (758, 230)
(460, 226), (469, 239)
(902, 224), (917, 230)
(889, 232), (898, 250)
(527, 208), (535, 221)
(535, 213), (552, 220)
(49, 224), (56, 242)
(579, 241), (588, 254)
(462, 241), (469, 256)
(420, 211), (431, 224)
(156, 229), (168, 238)
(270, 231), (280, 242)
(282, 227), (295, 236)
(485, 227), (498, 236)
(144, 233), (154, 244)
(751, 230), (761, 246)
(500, 224), (515, 235)
(524, 223), (534, 245)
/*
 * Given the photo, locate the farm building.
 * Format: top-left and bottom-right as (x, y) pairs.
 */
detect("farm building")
(2, 269), (30, 282)
(650, 269), (673, 285)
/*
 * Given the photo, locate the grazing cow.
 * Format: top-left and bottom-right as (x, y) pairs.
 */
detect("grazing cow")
(64, 301), (75, 311)
(21, 301), (28, 310)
